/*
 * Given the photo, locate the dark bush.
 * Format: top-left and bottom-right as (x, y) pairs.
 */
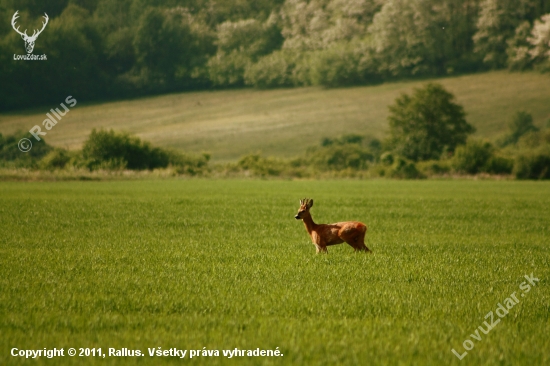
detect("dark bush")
(306, 144), (374, 171)
(40, 148), (71, 170)
(517, 129), (550, 149)
(500, 111), (539, 146)
(321, 134), (365, 147)
(452, 140), (494, 174)
(0, 132), (53, 168)
(485, 156), (514, 175)
(417, 160), (452, 175)
(388, 158), (424, 179)
(368, 139), (383, 160)
(235, 154), (284, 176)
(82, 129), (169, 170)
(380, 152), (394, 166)
(169, 152), (211, 176)
(514, 148), (550, 179)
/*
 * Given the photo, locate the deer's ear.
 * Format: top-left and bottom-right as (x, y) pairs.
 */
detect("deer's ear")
(20, 34), (25, 40)
(308, 199), (313, 208)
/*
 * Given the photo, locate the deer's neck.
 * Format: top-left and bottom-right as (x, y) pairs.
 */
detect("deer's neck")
(302, 212), (317, 234)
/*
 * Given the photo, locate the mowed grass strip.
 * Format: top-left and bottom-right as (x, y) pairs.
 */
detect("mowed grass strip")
(1, 71), (550, 161)
(0, 180), (549, 365)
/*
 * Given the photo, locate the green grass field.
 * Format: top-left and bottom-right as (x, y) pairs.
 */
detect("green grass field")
(1, 71), (550, 162)
(1, 180), (548, 365)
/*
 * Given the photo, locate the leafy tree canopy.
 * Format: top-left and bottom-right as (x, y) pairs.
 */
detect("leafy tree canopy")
(1, 0), (550, 110)
(387, 83), (475, 161)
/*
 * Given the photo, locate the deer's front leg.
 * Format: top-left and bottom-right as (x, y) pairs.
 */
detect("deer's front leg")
(311, 232), (328, 254)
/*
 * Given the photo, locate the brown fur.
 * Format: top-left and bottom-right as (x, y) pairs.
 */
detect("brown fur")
(295, 198), (371, 254)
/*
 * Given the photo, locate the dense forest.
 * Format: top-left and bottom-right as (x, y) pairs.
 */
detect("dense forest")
(1, 0), (550, 111)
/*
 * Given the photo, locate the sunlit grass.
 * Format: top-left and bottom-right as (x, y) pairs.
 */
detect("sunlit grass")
(0, 180), (549, 365)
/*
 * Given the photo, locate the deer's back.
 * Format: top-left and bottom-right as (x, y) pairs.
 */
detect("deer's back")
(332, 221), (367, 234)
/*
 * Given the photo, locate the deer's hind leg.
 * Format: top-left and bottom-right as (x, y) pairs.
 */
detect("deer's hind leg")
(315, 244), (328, 254)
(341, 227), (371, 253)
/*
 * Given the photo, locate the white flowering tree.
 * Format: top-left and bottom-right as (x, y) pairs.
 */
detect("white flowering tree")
(506, 13), (550, 70)
(280, 0), (381, 51)
(473, 0), (539, 68)
(528, 14), (550, 67)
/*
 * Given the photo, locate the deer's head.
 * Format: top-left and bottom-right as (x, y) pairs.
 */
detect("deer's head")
(295, 198), (313, 220)
(11, 11), (49, 54)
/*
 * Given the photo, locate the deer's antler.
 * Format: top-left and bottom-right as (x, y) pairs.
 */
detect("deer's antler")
(29, 13), (49, 40)
(11, 11), (28, 38)
(11, 11), (48, 40)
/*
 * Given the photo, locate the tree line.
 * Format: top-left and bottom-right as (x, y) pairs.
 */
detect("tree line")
(1, 0), (550, 111)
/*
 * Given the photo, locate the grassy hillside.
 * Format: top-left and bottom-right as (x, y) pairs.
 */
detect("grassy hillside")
(1, 71), (550, 162)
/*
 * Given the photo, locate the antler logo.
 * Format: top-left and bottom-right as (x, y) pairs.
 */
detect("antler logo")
(11, 10), (49, 54)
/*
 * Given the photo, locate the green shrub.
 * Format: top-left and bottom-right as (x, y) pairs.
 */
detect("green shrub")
(169, 152), (210, 176)
(0, 131), (53, 168)
(517, 129), (550, 149)
(321, 134), (365, 147)
(500, 111), (539, 147)
(234, 154), (285, 176)
(368, 139), (382, 159)
(452, 140), (494, 174)
(82, 129), (170, 171)
(485, 156), (514, 175)
(40, 148), (71, 170)
(416, 160), (452, 176)
(306, 144), (373, 171)
(380, 152), (394, 166)
(388, 158), (424, 179)
(514, 147), (550, 179)
(95, 158), (128, 171)
(372, 165), (386, 177)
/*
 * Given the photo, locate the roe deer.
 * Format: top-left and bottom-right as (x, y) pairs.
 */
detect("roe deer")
(295, 198), (371, 254)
